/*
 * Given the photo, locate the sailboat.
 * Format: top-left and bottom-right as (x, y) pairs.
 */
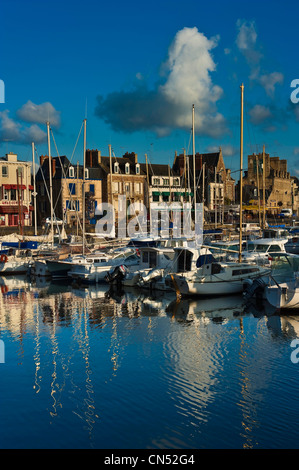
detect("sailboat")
(167, 86), (271, 297)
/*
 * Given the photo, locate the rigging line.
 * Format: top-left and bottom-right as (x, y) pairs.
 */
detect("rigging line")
(50, 128), (81, 217)
(111, 149), (145, 229)
(49, 121), (84, 222)
(49, 128), (85, 235)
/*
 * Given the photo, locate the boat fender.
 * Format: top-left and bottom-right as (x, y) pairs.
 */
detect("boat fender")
(0, 254), (8, 263)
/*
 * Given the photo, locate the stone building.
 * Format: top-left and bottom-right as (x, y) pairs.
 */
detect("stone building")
(92, 149), (146, 220)
(0, 152), (33, 227)
(36, 154), (103, 226)
(242, 150), (293, 213)
(139, 162), (184, 212)
(172, 147), (235, 211)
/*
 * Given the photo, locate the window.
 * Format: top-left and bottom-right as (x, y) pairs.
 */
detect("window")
(125, 162), (130, 174)
(153, 178), (160, 185)
(69, 183), (76, 195)
(89, 184), (95, 194)
(69, 166), (74, 178)
(162, 178), (169, 186)
(136, 164), (140, 174)
(173, 178), (180, 186)
(125, 183), (130, 193)
(135, 182), (142, 194)
(153, 193), (159, 202)
(232, 268), (259, 276)
(142, 252), (149, 263)
(114, 162), (119, 174)
(3, 188), (9, 200)
(10, 189), (17, 201)
(2, 166), (8, 177)
(66, 200), (79, 211)
(268, 245), (282, 252)
(84, 169), (89, 179)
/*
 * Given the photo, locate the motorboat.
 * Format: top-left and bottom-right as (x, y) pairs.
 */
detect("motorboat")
(264, 252), (299, 310)
(285, 228), (299, 254)
(166, 248), (270, 297)
(227, 237), (288, 265)
(0, 249), (33, 275)
(105, 238), (206, 290)
(67, 248), (140, 283)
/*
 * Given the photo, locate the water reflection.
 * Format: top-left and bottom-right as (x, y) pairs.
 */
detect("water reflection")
(1, 275), (299, 449)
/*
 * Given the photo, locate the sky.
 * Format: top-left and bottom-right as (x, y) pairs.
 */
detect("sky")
(1, 0), (299, 178)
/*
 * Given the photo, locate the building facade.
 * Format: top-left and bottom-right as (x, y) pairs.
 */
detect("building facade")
(0, 153), (33, 227)
(139, 162), (185, 212)
(172, 148), (235, 214)
(242, 150), (293, 213)
(94, 150), (146, 220)
(36, 154), (103, 227)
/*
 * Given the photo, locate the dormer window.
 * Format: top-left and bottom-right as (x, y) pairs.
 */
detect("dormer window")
(125, 162), (130, 175)
(136, 163), (140, 175)
(84, 168), (89, 179)
(69, 166), (74, 178)
(114, 162), (119, 174)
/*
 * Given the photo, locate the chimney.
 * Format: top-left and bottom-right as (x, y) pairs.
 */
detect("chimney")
(97, 150), (101, 164)
(52, 158), (56, 177)
(40, 155), (48, 166)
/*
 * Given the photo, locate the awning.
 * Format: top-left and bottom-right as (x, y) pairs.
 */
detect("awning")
(152, 191), (160, 196)
(2, 184), (26, 190)
(0, 205), (29, 214)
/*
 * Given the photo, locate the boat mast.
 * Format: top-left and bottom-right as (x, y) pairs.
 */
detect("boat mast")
(239, 84), (244, 263)
(192, 104), (196, 213)
(262, 144), (266, 229)
(202, 162), (205, 225)
(256, 154), (261, 229)
(31, 142), (37, 236)
(82, 118), (87, 256)
(47, 121), (54, 247)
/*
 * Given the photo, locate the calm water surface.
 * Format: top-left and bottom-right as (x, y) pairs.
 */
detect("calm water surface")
(1, 275), (299, 449)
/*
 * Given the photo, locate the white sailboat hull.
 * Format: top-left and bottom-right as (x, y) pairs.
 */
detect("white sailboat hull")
(169, 263), (270, 297)
(0, 258), (30, 274)
(265, 280), (299, 309)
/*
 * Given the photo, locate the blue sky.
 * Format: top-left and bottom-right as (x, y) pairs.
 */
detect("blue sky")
(1, 0), (298, 177)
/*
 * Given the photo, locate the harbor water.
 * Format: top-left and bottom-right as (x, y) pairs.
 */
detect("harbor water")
(1, 275), (299, 449)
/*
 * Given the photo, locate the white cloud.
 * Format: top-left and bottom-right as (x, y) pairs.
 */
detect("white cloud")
(249, 104), (272, 125)
(258, 72), (284, 97)
(17, 100), (61, 127)
(0, 110), (22, 142)
(236, 19), (262, 77)
(236, 20), (284, 95)
(0, 110), (47, 144)
(207, 144), (238, 156)
(95, 27), (227, 139)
